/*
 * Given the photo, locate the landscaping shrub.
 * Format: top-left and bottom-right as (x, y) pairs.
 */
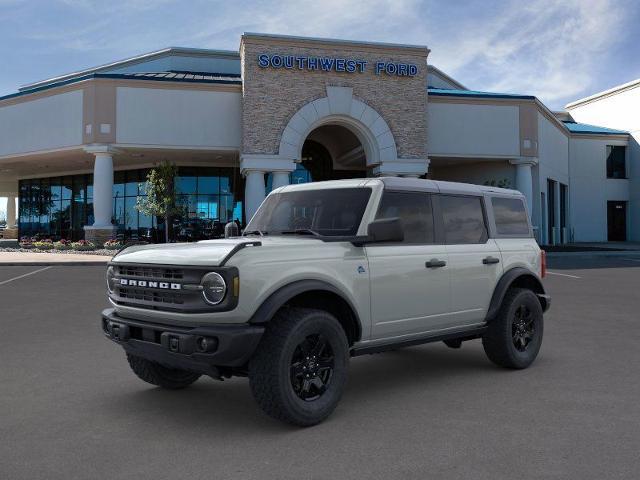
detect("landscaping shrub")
(33, 239), (54, 250)
(54, 239), (73, 250)
(103, 239), (125, 250)
(71, 240), (96, 251)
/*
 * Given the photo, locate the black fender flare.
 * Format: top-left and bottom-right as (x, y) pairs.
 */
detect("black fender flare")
(248, 279), (362, 341)
(485, 267), (548, 323)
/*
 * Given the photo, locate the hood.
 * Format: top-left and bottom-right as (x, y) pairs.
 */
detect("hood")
(111, 236), (325, 266)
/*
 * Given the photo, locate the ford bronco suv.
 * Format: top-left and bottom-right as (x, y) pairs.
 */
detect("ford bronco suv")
(102, 178), (550, 426)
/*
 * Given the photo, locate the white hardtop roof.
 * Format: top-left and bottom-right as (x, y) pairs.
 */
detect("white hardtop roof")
(275, 177), (522, 197)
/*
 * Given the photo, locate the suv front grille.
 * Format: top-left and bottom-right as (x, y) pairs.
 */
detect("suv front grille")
(118, 286), (185, 306)
(109, 263), (239, 313)
(111, 264), (205, 312)
(115, 265), (184, 280)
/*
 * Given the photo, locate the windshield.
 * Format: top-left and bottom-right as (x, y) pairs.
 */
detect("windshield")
(245, 187), (372, 237)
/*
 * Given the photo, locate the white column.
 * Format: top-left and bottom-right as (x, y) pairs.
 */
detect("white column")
(241, 154), (295, 222)
(271, 171), (290, 190)
(91, 152), (115, 227)
(244, 170), (266, 222)
(510, 158), (537, 216)
(6, 195), (17, 228)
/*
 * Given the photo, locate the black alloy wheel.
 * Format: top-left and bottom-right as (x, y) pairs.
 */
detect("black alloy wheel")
(290, 334), (335, 401)
(512, 304), (536, 352)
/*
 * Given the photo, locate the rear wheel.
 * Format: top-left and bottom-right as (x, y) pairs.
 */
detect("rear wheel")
(126, 354), (201, 389)
(482, 288), (544, 369)
(249, 307), (349, 427)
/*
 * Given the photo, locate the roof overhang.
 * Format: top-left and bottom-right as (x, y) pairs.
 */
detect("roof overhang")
(19, 47), (240, 93)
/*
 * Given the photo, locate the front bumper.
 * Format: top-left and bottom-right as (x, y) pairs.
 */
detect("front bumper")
(101, 308), (264, 374)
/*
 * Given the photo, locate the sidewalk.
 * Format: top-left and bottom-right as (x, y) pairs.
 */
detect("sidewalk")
(0, 251), (112, 266)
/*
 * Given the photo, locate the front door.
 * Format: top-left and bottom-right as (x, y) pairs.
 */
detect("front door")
(607, 201), (627, 241)
(366, 191), (452, 339)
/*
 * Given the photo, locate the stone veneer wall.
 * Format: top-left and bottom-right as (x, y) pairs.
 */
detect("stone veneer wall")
(240, 36), (429, 160)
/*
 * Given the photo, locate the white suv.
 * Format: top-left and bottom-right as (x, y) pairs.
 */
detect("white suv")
(102, 178), (550, 426)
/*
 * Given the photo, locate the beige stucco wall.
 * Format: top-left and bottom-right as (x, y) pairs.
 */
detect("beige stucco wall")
(116, 86), (242, 148)
(569, 136), (629, 241)
(567, 85), (640, 241)
(0, 90), (83, 157)
(427, 101), (520, 157)
(240, 35), (429, 160)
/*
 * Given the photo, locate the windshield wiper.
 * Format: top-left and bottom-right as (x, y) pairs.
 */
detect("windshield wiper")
(243, 230), (267, 237)
(279, 228), (321, 237)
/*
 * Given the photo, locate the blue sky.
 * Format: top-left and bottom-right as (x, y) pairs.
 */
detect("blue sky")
(1, 0), (640, 215)
(1, 0), (639, 108)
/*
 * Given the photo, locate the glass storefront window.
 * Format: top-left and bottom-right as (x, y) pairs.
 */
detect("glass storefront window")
(18, 166), (243, 242)
(175, 174), (197, 195)
(199, 176), (219, 195)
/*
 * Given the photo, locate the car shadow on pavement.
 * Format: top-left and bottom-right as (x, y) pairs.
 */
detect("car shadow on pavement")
(99, 343), (505, 431)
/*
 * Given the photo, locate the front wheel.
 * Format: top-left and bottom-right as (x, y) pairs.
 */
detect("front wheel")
(126, 354), (201, 389)
(249, 308), (349, 427)
(482, 288), (544, 369)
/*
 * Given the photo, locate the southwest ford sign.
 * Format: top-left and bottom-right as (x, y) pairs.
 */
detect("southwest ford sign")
(257, 54), (418, 77)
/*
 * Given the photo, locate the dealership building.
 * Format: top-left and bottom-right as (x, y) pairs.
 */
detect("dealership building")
(0, 33), (637, 244)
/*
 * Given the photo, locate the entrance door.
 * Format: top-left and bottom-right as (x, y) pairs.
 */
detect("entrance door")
(607, 201), (627, 241)
(366, 191), (452, 339)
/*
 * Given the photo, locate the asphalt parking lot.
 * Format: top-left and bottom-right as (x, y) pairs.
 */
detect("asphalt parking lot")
(1, 257), (640, 479)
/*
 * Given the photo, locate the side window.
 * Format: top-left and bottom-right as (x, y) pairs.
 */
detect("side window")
(375, 191), (434, 243)
(606, 145), (626, 179)
(492, 197), (530, 236)
(440, 195), (488, 244)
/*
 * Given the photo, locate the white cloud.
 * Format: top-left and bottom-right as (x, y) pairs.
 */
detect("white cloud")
(426, 0), (629, 107)
(3, 0), (635, 109)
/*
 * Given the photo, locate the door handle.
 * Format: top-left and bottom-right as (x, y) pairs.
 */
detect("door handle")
(482, 256), (500, 265)
(426, 259), (447, 268)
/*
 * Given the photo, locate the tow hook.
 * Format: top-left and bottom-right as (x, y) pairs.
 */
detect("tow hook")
(107, 322), (130, 342)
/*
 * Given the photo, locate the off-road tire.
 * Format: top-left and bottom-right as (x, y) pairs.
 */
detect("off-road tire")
(482, 288), (544, 369)
(126, 354), (201, 389)
(249, 307), (349, 427)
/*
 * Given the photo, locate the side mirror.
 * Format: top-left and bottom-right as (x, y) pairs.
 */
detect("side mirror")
(366, 217), (404, 243)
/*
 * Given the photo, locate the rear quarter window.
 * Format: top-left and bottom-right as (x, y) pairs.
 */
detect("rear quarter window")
(491, 197), (530, 236)
(440, 195), (488, 244)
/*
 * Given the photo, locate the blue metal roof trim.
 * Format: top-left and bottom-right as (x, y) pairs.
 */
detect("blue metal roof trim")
(562, 121), (628, 135)
(0, 72), (242, 102)
(428, 87), (535, 100)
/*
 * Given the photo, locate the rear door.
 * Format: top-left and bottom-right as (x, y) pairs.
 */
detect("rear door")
(437, 194), (502, 326)
(366, 190), (452, 339)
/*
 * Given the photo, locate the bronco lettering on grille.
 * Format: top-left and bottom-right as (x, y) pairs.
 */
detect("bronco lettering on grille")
(119, 279), (181, 290)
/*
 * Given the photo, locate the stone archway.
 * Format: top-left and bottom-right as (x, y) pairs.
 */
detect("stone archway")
(240, 86), (429, 220)
(278, 86), (398, 168)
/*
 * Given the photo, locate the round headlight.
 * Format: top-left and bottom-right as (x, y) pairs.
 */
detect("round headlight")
(201, 272), (227, 305)
(106, 266), (116, 294)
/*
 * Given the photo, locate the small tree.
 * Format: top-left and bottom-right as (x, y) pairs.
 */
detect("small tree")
(136, 161), (181, 243)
